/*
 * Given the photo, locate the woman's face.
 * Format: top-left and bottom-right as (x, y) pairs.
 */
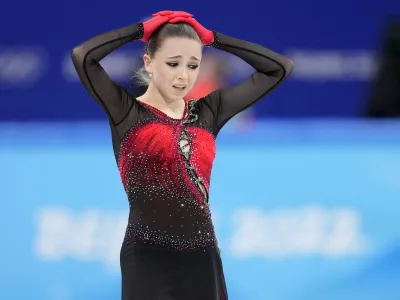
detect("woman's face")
(144, 37), (202, 101)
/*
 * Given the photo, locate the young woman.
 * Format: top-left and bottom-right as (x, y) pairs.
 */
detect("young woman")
(71, 10), (293, 300)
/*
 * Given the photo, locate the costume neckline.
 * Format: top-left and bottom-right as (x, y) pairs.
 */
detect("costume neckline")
(135, 98), (189, 122)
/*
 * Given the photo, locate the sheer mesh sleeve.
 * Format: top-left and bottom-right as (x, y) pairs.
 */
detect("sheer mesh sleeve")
(202, 32), (294, 133)
(71, 23), (144, 126)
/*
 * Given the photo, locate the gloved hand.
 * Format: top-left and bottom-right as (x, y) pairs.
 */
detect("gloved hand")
(141, 11), (195, 42)
(152, 10), (193, 18)
(169, 16), (214, 45)
(141, 15), (169, 42)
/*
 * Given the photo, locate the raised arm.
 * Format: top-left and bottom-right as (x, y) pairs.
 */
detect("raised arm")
(71, 23), (144, 125)
(206, 32), (294, 131)
(71, 12), (186, 125)
(168, 15), (294, 132)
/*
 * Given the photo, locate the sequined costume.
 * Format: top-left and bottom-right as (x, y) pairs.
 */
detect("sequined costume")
(71, 22), (293, 300)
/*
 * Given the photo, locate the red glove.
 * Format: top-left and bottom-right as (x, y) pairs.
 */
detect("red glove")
(141, 15), (169, 42)
(169, 17), (214, 45)
(152, 10), (193, 18)
(141, 11), (195, 42)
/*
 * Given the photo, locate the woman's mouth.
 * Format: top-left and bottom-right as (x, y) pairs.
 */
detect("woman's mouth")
(173, 85), (186, 92)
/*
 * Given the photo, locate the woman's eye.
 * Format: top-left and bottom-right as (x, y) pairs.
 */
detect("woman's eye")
(167, 62), (198, 69)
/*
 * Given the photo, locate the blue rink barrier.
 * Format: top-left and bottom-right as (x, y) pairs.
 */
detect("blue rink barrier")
(1, 120), (400, 300)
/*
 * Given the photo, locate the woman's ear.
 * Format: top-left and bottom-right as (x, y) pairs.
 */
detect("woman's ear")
(143, 54), (152, 73)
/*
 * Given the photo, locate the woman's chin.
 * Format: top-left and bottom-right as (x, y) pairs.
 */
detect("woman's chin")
(168, 92), (188, 101)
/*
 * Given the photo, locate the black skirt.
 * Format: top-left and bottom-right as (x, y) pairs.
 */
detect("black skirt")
(120, 240), (228, 300)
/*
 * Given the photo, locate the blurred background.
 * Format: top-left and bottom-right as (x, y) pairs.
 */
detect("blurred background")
(2, 0), (400, 299)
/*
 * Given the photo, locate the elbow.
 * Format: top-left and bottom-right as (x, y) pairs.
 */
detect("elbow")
(283, 58), (294, 78)
(71, 46), (80, 66)
(71, 45), (88, 70)
(264, 58), (294, 80)
(71, 46), (82, 63)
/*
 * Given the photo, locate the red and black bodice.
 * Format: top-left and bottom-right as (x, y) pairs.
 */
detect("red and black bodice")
(118, 98), (219, 251)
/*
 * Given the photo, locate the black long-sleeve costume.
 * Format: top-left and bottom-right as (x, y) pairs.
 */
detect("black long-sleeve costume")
(72, 22), (293, 300)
